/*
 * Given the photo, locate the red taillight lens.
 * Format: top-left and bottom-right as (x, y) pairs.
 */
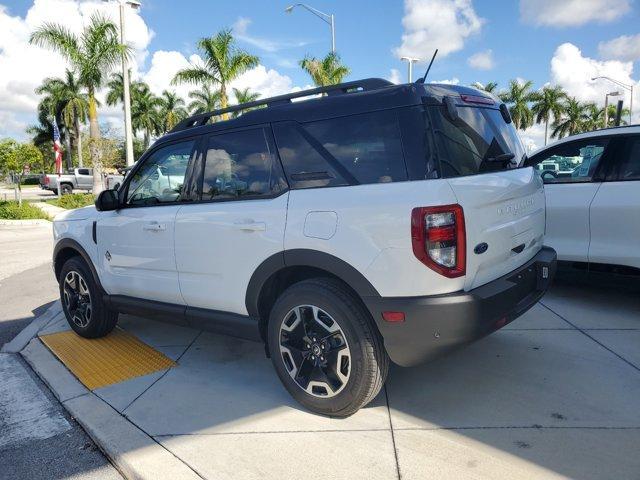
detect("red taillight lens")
(44, 176), (49, 185)
(411, 204), (466, 278)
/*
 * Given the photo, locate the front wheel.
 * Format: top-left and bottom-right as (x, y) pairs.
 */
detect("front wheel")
(268, 278), (389, 417)
(59, 256), (118, 338)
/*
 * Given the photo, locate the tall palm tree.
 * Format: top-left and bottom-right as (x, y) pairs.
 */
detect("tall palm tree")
(187, 84), (222, 114)
(551, 97), (589, 139)
(131, 83), (161, 148)
(172, 29), (259, 118)
(472, 81), (498, 94)
(531, 85), (567, 145)
(27, 111), (59, 173)
(499, 79), (535, 130)
(158, 90), (187, 132)
(231, 87), (260, 118)
(299, 52), (350, 87)
(604, 104), (630, 128)
(30, 14), (130, 193)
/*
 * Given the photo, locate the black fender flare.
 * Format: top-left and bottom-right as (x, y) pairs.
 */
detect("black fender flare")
(53, 238), (105, 293)
(245, 249), (380, 318)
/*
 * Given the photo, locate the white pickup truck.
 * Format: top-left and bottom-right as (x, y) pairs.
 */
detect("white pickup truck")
(40, 168), (93, 195)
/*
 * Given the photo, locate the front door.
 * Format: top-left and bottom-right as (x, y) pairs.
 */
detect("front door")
(175, 126), (289, 315)
(97, 139), (197, 304)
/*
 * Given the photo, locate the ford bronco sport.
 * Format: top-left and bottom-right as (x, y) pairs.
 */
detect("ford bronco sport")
(52, 78), (556, 416)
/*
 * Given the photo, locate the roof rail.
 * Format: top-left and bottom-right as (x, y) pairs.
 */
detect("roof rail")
(169, 78), (393, 133)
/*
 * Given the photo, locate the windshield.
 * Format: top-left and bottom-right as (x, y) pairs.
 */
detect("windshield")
(430, 105), (526, 178)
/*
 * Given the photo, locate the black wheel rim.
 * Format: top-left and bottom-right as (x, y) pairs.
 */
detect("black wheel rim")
(63, 271), (92, 328)
(279, 305), (351, 398)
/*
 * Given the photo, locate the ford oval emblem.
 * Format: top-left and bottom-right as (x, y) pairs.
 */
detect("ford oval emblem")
(474, 242), (488, 255)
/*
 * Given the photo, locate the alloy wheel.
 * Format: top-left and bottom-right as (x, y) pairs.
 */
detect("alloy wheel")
(63, 270), (92, 328)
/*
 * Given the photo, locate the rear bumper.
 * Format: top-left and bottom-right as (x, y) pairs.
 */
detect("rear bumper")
(364, 246), (557, 367)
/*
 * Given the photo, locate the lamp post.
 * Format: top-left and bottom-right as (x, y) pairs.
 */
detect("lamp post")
(400, 56), (420, 83)
(103, 0), (140, 167)
(285, 3), (335, 53)
(592, 76), (634, 125)
(604, 91), (621, 128)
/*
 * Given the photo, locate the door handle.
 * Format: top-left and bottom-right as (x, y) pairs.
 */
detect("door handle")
(233, 220), (266, 232)
(143, 222), (166, 232)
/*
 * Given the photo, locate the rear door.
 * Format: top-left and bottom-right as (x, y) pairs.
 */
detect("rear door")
(175, 125), (289, 315)
(428, 101), (546, 290)
(589, 135), (640, 269)
(528, 136), (611, 265)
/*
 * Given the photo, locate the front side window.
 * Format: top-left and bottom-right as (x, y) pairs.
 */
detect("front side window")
(126, 140), (194, 205)
(531, 138), (608, 183)
(611, 136), (640, 181)
(202, 128), (286, 200)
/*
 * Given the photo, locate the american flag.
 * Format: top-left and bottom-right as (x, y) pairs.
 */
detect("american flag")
(53, 119), (63, 175)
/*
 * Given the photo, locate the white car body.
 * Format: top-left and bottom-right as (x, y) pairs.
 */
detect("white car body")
(529, 126), (640, 271)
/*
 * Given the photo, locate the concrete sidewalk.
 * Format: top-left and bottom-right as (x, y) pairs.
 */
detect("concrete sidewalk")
(19, 281), (640, 479)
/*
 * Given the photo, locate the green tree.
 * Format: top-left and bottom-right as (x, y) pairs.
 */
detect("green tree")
(604, 104), (630, 128)
(172, 30), (259, 118)
(231, 87), (260, 118)
(131, 83), (161, 148)
(3, 143), (43, 205)
(158, 90), (187, 132)
(0, 139), (18, 176)
(531, 85), (567, 145)
(299, 52), (350, 87)
(187, 84), (222, 114)
(471, 81), (498, 93)
(551, 97), (589, 139)
(499, 79), (535, 130)
(31, 13), (130, 194)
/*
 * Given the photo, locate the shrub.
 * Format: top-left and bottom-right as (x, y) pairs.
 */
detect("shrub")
(21, 176), (41, 185)
(49, 193), (95, 210)
(0, 201), (50, 220)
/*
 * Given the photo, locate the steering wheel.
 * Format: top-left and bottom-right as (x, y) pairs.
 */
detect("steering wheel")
(541, 170), (558, 181)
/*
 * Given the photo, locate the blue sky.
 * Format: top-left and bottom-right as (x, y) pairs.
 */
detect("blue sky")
(1, 0), (639, 147)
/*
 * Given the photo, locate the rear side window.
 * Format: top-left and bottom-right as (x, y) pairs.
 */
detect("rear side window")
(430, 105), (526, 178)
(202, 128), (287, 200)
(273, 110), (407, 189)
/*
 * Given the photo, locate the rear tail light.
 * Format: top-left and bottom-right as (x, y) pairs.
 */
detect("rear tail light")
(411, 204), (466, 278)
(44, 176), (49, 185)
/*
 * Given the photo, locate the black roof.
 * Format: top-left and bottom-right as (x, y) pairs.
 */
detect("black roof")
(157, 78), (494, 146)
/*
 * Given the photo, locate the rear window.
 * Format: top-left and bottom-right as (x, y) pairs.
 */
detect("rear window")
(273, 110), (407, 189)
(429, 105), (526, 178)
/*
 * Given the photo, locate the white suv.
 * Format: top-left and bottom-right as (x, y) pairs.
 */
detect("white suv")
(52, 79), (556, 416)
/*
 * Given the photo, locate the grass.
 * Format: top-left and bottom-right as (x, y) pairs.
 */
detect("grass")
(46, 193), (95, 210)
(0, 201), (50, 220)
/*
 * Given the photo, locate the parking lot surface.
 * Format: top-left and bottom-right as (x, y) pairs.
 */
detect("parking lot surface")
(24, 279), (640, 479)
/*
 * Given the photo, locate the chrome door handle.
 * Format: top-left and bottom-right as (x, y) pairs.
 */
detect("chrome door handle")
(143, 222), (166, 232)
(233, 220), (266, 232)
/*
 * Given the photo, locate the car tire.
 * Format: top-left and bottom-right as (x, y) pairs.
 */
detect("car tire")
(61, 184), (73, 195)
(267, 277), (389, 417)
(59, 256), (118, 338)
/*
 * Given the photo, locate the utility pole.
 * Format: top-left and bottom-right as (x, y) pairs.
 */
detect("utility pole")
(400, 56), (420, 82)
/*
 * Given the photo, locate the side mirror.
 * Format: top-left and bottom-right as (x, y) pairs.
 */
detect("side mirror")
(95, 189), (119, 212)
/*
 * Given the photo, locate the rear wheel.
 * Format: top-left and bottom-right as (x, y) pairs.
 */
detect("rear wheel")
(60, 184), (73, 195)
(268, 278), (388, 417)
(59, 256), (118, 338)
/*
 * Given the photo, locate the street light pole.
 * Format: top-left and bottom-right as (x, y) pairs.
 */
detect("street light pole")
(119, 1), (135, 167)
(592, 76), (634, 125)
(285, 3), (335, 53)
(400, 56), (420, 82)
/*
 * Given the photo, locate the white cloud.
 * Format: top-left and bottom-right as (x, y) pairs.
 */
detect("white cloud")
(394, 0), (484, 60)
(467, 49), (494, 70)
(520, 0), (631, 27)
(231, 65), (294, 99)
(232, 16), (307, 53)
(429, 77), (460, 85)
(388, 69), (403, 84)
(598, 34), (640, 62)
(520, 123), (547, 153)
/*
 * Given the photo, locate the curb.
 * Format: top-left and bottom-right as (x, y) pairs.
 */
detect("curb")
(0, 219), (51, 226)
(1, 302), (62, 353)
(18, 332), (200, 479)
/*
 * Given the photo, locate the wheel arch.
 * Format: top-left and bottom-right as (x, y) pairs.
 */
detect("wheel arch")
(53, 239), (104, 293)
(246, 249), (381, 342)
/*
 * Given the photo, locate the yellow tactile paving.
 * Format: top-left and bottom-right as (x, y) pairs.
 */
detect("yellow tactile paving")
(39, 328), (176, 390)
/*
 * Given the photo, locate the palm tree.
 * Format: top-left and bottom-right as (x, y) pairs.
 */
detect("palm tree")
(531, 85), (567, 145)
(231, 87), (260, 118)
(30, 14), (130, 193)
(299, 52), (350, 87)
(158, 90), (187, 132)
(551, 97), (589, 139)
(604, 104), (630, 128)
(472, 81), (498, 94)
(131, 83), (161, 148)
(187, 84), (222, 114)
(35, 77), (73, 170)
(499, 79), (535, 130)
(172, 29), (259, 118)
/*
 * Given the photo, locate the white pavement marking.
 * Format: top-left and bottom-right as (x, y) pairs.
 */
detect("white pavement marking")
(0, 353), (70, 449)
